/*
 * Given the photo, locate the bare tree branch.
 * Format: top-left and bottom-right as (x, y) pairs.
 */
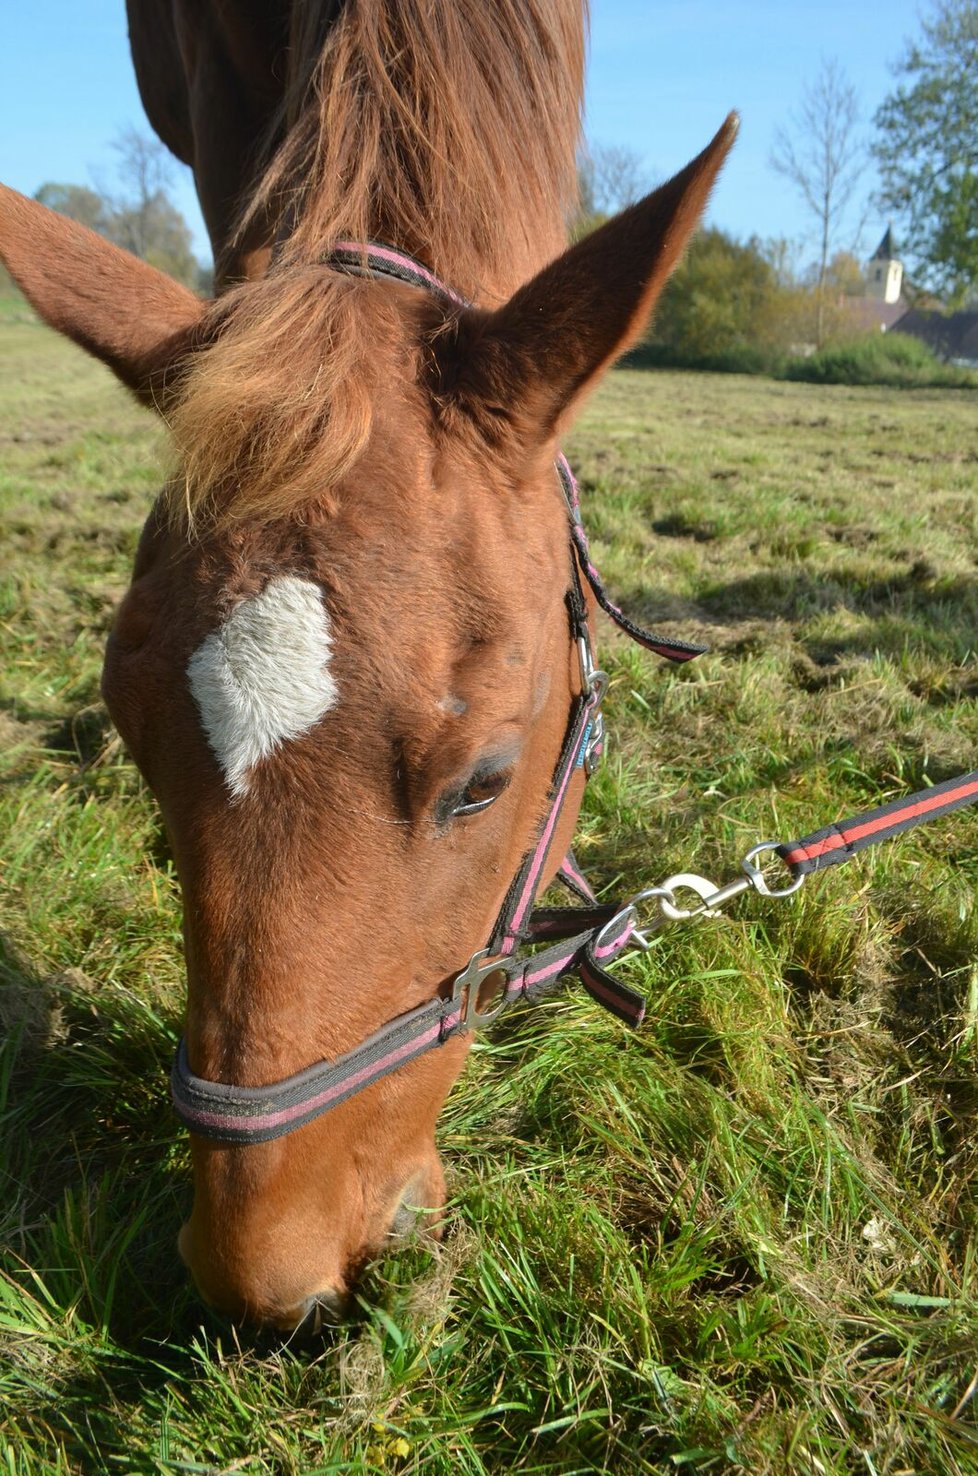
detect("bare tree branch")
(573, 142), (650, 236)
(770, 58), (867, 344)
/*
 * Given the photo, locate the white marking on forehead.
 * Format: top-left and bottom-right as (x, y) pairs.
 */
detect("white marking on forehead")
(437, 694), (467, 716)
(187, 575), (338, 797)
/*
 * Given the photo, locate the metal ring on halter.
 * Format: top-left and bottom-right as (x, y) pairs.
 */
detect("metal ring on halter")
(594, 885), (678, 953)
(741, 841), (806, 898)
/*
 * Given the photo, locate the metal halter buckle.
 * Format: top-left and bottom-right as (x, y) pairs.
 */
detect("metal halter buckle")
(575, 633), (608, 775)
(577, 633), (608, 701)
(450, 949), (513, 1030)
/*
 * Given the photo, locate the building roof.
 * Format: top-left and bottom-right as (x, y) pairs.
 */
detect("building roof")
(844, 296), (909, 332)
(892, 308), (978, 363)
(871, 226), (896, 261)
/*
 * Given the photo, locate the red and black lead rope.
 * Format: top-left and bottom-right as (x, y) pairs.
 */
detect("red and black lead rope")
(777, 769), (978, 878)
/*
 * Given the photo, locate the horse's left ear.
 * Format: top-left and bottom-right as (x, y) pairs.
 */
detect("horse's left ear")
(445, 114), (738, 444)
(0, 184), (207, 409)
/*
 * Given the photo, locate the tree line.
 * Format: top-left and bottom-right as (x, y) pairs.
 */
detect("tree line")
(578, 0), (976, 362)
(28, 127), (208, 294)
(772, 0), (977, 320)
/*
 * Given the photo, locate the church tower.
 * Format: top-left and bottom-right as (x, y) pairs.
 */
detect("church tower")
(866, 227), (903, 304)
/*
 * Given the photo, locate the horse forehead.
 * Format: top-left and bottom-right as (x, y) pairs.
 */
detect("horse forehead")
(162, 420), (564, 774)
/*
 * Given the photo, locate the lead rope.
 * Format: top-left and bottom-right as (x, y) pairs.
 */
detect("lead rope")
(600, 769), (978, 949)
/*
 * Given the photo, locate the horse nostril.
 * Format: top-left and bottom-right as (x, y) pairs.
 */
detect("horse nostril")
(295, 1287), (349, 1334)
(389, 1169), (443, 1243)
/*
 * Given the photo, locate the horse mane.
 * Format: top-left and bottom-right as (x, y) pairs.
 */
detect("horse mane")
(247, 0), (586, 297)
(167, 0), (587, 531)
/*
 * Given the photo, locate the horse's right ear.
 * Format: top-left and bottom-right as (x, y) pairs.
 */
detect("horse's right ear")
(0, 184), (207, 410)
(441, 114), (738, 450)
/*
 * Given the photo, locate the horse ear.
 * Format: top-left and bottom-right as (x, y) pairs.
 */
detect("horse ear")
(0, 184), (206, 409)
(446, 114), (738, 444)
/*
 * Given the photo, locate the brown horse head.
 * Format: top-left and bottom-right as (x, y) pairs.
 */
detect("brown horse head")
(0, 113), (735, 1327)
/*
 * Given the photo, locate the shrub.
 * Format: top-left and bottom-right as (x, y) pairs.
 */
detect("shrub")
(625, 340), (785, 376)
(784, 332), (978, 387)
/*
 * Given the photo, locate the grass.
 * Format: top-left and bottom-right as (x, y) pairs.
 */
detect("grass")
(2, 315), (978, 1473)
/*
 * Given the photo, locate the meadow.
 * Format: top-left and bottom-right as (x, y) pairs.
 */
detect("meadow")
(2, 302), (978, 1475)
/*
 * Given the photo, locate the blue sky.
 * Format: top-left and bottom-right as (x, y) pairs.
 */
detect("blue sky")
(0, 2), (926, 272)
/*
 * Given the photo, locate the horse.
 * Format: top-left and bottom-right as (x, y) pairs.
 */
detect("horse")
(0, 0), (735, 1330)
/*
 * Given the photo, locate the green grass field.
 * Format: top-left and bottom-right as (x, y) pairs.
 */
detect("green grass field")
(2, 311), (978, 1474)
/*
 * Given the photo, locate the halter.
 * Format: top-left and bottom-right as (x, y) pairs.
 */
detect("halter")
(171, 244), (704, 1145)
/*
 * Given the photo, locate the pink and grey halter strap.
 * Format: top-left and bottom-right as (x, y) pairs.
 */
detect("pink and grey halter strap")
(170, 243), (702, 1146)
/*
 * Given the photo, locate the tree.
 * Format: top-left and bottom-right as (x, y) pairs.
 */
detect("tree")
(873, 0), (978, 304)
(823, 250), (866, 296)
(648, 228), (784, 362)
(35, 128), (202, 290)
(573, 143), (649, 238)
(107, 127), (176, 260)
(761, 236), (805, 289)
(770, 58), (867, 345)
(33, 183), (108, 235)
(108, 193), (198, 286)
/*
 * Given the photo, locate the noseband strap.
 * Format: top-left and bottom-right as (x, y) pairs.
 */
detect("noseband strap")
(170, 244), (704, 1145)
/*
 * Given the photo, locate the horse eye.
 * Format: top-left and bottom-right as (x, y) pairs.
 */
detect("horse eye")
(445, 768), (512, 821)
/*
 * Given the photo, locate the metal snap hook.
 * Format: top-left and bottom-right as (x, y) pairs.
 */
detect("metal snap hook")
(657, 872), (727, 920)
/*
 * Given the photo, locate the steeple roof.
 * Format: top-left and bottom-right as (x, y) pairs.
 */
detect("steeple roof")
(872, 226), (896, 260)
